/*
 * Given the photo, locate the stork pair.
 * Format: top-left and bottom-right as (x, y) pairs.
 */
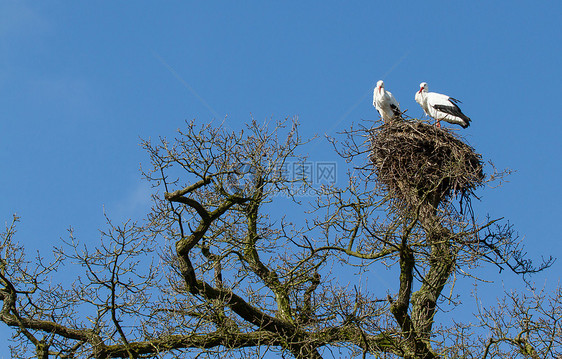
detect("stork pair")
(373, 81), (471, 129)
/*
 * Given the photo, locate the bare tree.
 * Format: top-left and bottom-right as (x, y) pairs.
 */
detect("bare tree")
(0, 118), (558, 358)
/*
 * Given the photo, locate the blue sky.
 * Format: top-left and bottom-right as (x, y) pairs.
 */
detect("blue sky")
(1, 1), (561, 356)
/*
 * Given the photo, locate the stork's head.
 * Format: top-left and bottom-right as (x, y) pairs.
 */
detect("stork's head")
(418, 82), (428, 94)
(376, 80), (384, 92)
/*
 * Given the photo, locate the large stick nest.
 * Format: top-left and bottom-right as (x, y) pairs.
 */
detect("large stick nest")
(369, 120), (484, 208)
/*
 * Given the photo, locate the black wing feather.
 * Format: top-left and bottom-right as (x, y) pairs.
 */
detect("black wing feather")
(432, 98), (471, 128)
(390, 104), (401, 118)
(433, 99), (470, 121)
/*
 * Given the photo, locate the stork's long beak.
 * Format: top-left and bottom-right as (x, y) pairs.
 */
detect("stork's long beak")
(417, 87), (423, 94)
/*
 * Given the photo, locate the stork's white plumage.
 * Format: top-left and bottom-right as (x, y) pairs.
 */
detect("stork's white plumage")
(373, 80), (401, 123)
(415, 82), (471, 128)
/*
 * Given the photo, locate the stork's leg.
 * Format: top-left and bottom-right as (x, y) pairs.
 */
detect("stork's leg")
(435, 120), (441, 128)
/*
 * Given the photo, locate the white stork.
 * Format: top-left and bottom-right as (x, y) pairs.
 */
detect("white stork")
(415, 82), (471, 128)
(373, 80), (401, 123)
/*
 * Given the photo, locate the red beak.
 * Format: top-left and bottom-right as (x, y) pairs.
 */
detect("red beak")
(418, 88), (423, 94)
